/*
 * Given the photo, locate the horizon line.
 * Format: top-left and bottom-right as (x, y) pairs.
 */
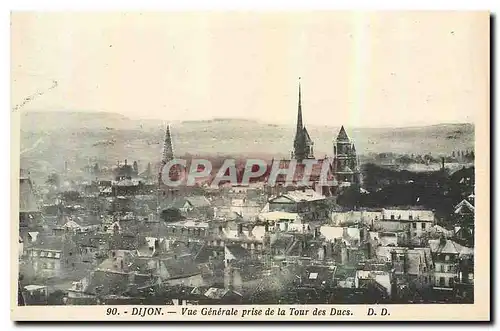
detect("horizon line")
(22, 109), (475, 130)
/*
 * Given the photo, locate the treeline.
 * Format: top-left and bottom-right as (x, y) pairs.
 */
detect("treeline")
(337, 163), (474, 223)
(367, 149), (475, 166)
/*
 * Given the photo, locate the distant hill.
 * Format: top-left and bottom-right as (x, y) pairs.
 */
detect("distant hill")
(19, 111), (474, 177)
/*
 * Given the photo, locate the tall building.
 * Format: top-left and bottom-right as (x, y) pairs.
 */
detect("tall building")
(158, 124), (182, 201)
(333, 126), (360, 186)
(291, 79), (314, 161)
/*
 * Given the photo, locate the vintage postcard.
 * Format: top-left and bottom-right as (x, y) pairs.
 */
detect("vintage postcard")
(10, 11), (490, 321)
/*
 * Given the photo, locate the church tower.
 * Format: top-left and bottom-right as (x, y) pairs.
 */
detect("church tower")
(291, 78), (314, 161)
(158, 124), (181, 201)
(162, 124), (174, 165)
(333, 126), (360, 185)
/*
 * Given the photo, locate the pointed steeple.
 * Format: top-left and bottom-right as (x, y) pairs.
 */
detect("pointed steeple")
(296, 77), (303, 133)
(293, 78), (306, 160)
(162, 123), (174, 164)
(336, 125), (349, 142)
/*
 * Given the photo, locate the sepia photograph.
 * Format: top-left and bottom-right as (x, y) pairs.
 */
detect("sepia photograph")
(10, 11), (490, 321)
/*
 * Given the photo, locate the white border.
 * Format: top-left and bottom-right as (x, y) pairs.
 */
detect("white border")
(3, 1), (498, 330)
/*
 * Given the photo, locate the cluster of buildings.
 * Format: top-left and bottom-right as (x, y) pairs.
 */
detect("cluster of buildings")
(18, 81), (474, 305)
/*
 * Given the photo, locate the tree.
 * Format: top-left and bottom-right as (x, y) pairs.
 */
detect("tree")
(46, 173), (60, 188)
(161, 208), (183, 223)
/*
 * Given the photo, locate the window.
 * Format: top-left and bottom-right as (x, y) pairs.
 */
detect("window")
(422, 223), (426, 230)
(32, 251), (38, 257)
(47, 252), (53, 258)
(439, 277), (446, 287)
(445, 255), (450, 261)
(409, 215), (413, 220)
(412, 222), (417, 229)
(40, 251), (47, 257)
(54, 252), (60, 259)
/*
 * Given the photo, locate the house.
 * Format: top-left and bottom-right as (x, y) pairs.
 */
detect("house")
(268, 189), (328, 220)
(167, 196), (212, 215)
(330, 210), (382, 227)
(375, 246), (433, 289)
(374, 209), (435, 238)
(258, 211), (303, 232)
(429, 238), (473, 291)
(23, 235), (79, 280)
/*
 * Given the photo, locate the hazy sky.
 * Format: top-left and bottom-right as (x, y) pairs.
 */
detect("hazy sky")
(11, 11), (488, 128)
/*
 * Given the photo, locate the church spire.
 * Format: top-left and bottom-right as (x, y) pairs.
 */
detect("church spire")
(337, 125), (349, 142)
(296, 77), (303, 133)
(162, 123), (174, 164)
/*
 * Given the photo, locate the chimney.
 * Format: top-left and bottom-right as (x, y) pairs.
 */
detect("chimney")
(264, 222), (269, 233)
(124, 159), (128, 166)
(441, 157), (445, 172)
(403, 253), (408, 274)
(390, 250), (397, 269)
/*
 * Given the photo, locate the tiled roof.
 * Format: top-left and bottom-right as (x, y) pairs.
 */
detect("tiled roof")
(428, 239), (472, 255)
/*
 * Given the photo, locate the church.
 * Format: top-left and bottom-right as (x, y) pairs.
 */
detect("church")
(275, 78), (361, 195)
(155, 78), (361, 200)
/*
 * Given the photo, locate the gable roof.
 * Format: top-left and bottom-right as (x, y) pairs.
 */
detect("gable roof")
(454, 199), (475, 214)
(429, 239), (472, 255)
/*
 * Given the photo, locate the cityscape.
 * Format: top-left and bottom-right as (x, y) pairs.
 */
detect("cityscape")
(17, 80), (475, 306)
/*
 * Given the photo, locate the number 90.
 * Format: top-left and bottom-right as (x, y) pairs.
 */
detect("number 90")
(106, 308), (118, 315)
